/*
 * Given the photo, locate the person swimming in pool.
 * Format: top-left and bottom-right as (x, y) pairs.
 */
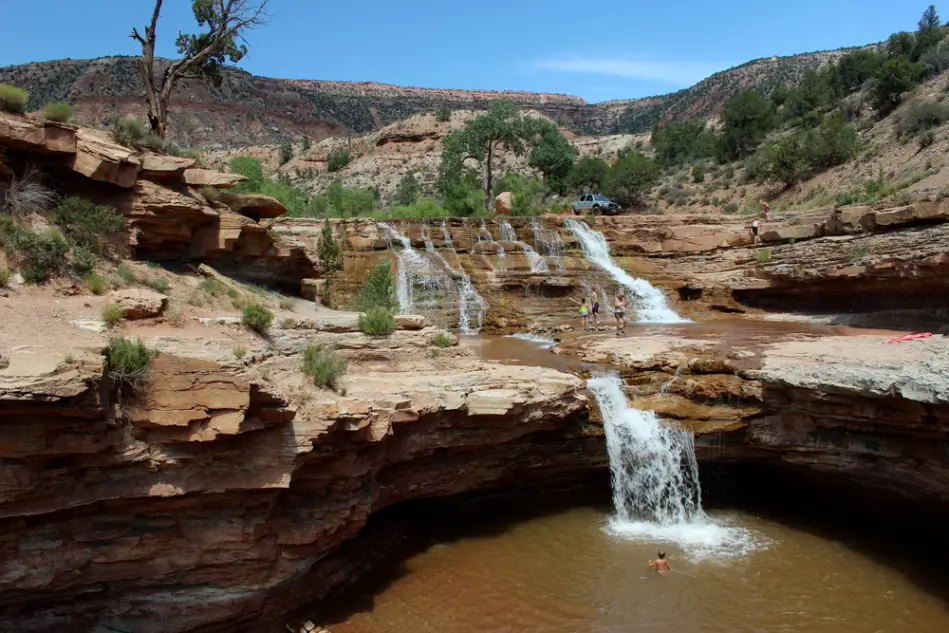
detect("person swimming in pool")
(649, 551), (671, 574)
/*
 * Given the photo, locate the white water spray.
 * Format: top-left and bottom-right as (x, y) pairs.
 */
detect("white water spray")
(565, 219), (686, 323)
(499, 220), (547, 273)
(531, 218), (566, 272)
(377, 222), (454, 317)
(588, 373), (765, 558)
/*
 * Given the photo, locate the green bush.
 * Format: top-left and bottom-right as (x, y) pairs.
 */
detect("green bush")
(0, 268), (10, 287)
(692, 165), (705, 183)
(871, 56), (923, 113)
(101, 303), (125, 326)
(232, 345), (248, 359)
(897, 101), (949, 136)
(105, 335), (151, 386)
(42, 102), (74, 122)
(199, 185), (220, 203)
(326, 150), (352, 173)
(359, 306), (396, 336)
(48, 196), (125, 255)
(353, 261), (398, 312)
(723, 202), (740, 214)
(6, 227), (70, 283)
(85, 274), (106, 295)
(433, 332), (453, 348)
(113, 116), (145, 146)
(0, 84), (28, 114)
(435, 103), (452, 122)
(919, 129), (936, 148)
(143, 275), (170, 294)
(301, 343), (348, 391)
(756, 248), (772, 262)
(140, 134), (165, 150)
(69, 245), (97, 277)
(318, 221), (343, 272)
(395, 171), (422, 206)
(116, 264), (137, 285)
(229, 156), (265, 192)
(241, 303), (274, 333)
(279, 141), (294, 165)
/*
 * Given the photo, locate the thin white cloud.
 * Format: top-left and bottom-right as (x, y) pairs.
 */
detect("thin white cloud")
(533, 56), (727, 87)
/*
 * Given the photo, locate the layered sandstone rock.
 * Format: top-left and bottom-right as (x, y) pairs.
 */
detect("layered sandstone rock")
(108, 288), (168, 319)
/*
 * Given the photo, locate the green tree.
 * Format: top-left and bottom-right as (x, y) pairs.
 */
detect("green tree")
(810, 110), (859, 169)
(916, 5), (944, 60)
(527, 120), (575, 195)
(301, 136), (311, 151)
(602, 152), (660, 207)
(395, 172), (422, 206)
(716, 91), (775, 161)
(782, 68), (835, 126)
(769, 85), (791, 107)
(279, 141), (293, 165)
(435, 103), (452, 122)
(871, 55), (924, 113)
(567, 155), (610, 192)
(833, 50), (885, 94)
(888, 32), (918, 59)
(651, 119), (712, 167)
(920, 4), (941, 29)
(758, 133), (810, 186)
(229, 156), (265, 192)
(318, 221), (342, 272)
(437, 100), (531, 211)
(130, 0), (269, 137)
(353, 261), (398, 312)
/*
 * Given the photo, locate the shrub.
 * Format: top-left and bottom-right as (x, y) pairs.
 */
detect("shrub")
(723, 202), (740, 214)
(1, 172), (58, 219)
(241, 303), (274, 333)
(919, 129), (936, 149)
(0, 267), (9, 287)
(86, 274), (106, 295)
(101, 303), (125, 326)
(116, 264), (137, 285)
(6, 227), (69, 283)
(871, 56), (923, 114)
(0, 84), (28, 114)
(279, 297), (295, 311)
(69, 245), (97, 277)
(279, 141), (294, 165)
(897, 101), (949, 136)
(433, 332), (453, 348)
(105, 335), (151, 386)
(143, 276), (170, 294)
(229, 156), (265, 192)
(435, 103), (452, 122)
(140, 134), (165, 151)
(353, 261), (398, 312)
(42, 102), (74, 122)
(301, 343), (348, 390)
(113, 116), (145, 146)
(326, 150), (352, 173)
(359, 306), (396, 336)
(199, 185), (220, 203)
(692, 165), (705, 183)
(317, 221), (343, 272)
(756, 248), (772, 262)
(48, 196), (125, 255)
(232, 345), (248, 359)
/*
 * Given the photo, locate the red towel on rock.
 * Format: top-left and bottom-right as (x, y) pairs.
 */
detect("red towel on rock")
(885, 333), (933, 344)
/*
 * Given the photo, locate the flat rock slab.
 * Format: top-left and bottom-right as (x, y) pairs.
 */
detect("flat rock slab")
(108, 289), (168, 319)
(183, 169), (247, 189)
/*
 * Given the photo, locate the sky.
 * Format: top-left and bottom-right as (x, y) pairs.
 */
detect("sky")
(0, 1), (934, 103)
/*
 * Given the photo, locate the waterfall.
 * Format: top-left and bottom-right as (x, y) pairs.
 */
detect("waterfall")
(531, 218), (566, 272)
(377, 222), (454, 317)
(565, 219), (686, 323)
(588, 374), (701, 525)
(588, 373), (763, 557)
(499, 220), (547, 273)
(477, 219), (499, 272)
(418, 222), (488, 334)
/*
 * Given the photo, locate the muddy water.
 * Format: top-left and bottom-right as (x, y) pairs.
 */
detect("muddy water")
(325, 504), (949, 633)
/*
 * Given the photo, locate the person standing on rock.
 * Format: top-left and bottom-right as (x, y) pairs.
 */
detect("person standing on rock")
(613, 291), (627, 336)
(751, 218), (761, 245)
(590, 286), (601, 327)
(760, 200), (770, 221)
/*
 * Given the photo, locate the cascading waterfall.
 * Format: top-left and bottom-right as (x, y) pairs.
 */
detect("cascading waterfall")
(588, 373), (763, 557)
(565, 219), (686, 323)
(377, 222), (454, 317)
(588, 374), (701, 525)
(427, 221), (487, 334)
(499, 220), (547, 273)
(531, 218), (566, 272)
(476, 219), (499, 272)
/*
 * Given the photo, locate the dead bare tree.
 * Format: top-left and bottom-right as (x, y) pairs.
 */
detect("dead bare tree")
(130, 0), (269, 138)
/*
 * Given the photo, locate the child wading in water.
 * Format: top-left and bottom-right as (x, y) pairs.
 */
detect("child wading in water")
(578, 298), (591, 330)
(649, 551), (671, 574)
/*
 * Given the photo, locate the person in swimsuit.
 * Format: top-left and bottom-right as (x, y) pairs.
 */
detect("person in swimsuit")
(578, 298), (590, 330)
(590, 287), (600, 327)
(760, 200), (770, 221)
(751, 218), (761, 244)
(613, 291), (627, 336)
(649, 551), (671, 574)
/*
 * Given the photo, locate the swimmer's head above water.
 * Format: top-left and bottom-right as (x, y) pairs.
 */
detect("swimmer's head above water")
(657, 551), (666, 560)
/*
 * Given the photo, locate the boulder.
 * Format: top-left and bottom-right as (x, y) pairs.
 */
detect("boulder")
(394, 314), (426, 330)
(0, 113), (78, 154)
(69, 129), (140, 188)
(494, 191), (513, 215)
(301, 278), (325, 301)
(108, 288), (168, 319)
(218, 192), (287, 220)
(183, 169), (247, 189)
(140, 153), (196, 179)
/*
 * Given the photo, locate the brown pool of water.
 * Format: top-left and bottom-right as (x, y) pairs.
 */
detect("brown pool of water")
(322, 504), (949, 633)
(474, 318), (903, 372)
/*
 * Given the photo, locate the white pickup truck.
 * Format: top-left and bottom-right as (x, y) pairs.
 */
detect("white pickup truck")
(571, 194), (622, 215)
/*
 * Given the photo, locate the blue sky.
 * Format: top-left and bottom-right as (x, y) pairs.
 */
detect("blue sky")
(0, 1), (934, 103)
